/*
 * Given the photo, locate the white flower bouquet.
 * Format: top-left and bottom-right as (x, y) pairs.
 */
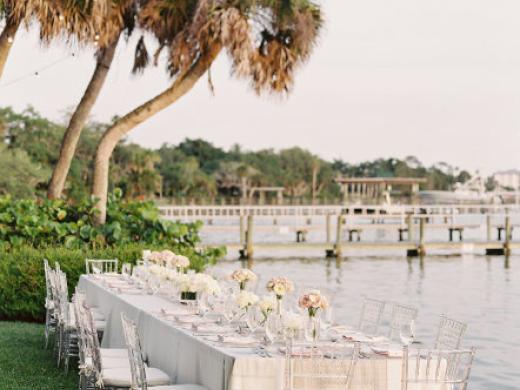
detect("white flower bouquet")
(235, 290), (259, 310)
(231, 269), (257, 290)
(266, 277), (294, 299)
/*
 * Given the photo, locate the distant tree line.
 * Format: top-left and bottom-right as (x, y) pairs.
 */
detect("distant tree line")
(0, 106), (474, 203)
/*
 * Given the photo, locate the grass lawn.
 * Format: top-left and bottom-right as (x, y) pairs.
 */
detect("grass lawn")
(0, 321), (77, 389)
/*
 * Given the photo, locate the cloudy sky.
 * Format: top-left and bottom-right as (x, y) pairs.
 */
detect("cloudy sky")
(1, 0), (520, 174)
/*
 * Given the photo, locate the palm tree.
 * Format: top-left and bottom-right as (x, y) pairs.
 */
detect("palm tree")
(47, 0), (136, 199)
(91, 0), (323, 224)
(0, 1), (134, 199)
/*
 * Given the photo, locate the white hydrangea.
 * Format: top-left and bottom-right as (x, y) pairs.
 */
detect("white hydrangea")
(235, 291), (259, 309)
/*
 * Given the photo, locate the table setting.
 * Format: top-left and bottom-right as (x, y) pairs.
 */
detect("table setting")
(77, 250), (436, 390)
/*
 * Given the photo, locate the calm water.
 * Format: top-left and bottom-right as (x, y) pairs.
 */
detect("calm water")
(208, 255), (520, 389)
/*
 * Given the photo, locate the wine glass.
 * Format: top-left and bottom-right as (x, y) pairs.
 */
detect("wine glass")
(223, 297), (239, 324)
(246, 306), (263, 335)
(321, 307), (335, 339)
(400, 321), (415, 346)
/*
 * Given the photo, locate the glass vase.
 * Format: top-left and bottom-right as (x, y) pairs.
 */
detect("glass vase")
(305, 315), (321, 345)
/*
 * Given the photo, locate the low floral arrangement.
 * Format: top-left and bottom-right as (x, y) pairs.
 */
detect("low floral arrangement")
(298, 289), (329, 317)
(258, 295), (276, 322)
(235, 290), (259, 310)
(266, 277), (294, 299)
(283, 312), (304, 338)
(144, 250), (190, 271)
(231, 269), (257, 290)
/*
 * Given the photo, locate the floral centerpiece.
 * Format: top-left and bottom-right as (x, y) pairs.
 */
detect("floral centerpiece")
(175, 274), (199, 300)
(172, 254), (190, 272)
(266, 277), (294, 314)
(298, 290), (329, 343)
(231, 269), (257, 290)
(258, 296), (276, 323)
(283, 312), (304, 340)
(193, 273), (221, 296)
(235, 291), (259, 311)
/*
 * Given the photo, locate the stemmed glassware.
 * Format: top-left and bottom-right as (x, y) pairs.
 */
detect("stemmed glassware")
(400, 320), (415, 346)
(321, 307), (335, 339)
(245, 305), (263, 335)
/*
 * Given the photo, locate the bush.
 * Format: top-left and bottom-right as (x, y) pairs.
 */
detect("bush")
(0, 190), (206, 249)
(0, 193), (226, 321)
(0, 243), (224, 322)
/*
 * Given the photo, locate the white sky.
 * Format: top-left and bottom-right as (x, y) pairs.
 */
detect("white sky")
(1, 0), (520, 175)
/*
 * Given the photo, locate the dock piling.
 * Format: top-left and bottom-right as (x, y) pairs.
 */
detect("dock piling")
(243, 215), (254, 259)
(326, 214), (331, 243)
(504, 216), (511, 255)
(334, 215), (344, 258)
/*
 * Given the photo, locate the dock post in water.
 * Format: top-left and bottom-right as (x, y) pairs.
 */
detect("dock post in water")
(419, 217), (425, 255)
(407, 214), (414, 241)
(326, 214), (332, 243)
(504, 216), (511, 255)
(246, 215), (254, 259)
(334, 215), (344, 258)
(239, 215), (245, 245)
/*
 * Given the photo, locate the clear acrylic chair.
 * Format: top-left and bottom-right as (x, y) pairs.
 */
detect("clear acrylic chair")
(43, 259), (57, 349)
(388, 303), (418, 341)
(284, 340), (360, 390)
(85, 258), (119, 274)
(434, 315), (467, 350)
(401, 346), (476, 390)
(54, 270), (79, 373)
(358, 298), (386, 336)
(120, 313), (207, 390)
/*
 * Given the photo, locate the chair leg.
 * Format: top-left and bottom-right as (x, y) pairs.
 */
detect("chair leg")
(57, 325), (63, 367)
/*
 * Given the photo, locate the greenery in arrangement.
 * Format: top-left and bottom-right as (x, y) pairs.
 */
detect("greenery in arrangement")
(0, 322), (77, 389)
(1, 106), (474, 204)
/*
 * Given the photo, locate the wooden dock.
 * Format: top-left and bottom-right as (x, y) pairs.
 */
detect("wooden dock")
(159, 204), (520, 259)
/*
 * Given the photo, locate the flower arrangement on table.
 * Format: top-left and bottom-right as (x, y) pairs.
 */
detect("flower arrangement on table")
(235, 290), (259, 311)
(258, 295), (276, 323)
(174, 273), (220, 300)
(298, 289), (329, 342)
(298, 289), (329, 317)
(145, 250), (190, 272)
(266, 276), (294, 314)
(231, 269), (257, 290)
(283, 312), (304, 339)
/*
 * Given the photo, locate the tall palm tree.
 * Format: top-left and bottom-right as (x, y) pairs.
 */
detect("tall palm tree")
(47, 0), (137, 199)
(91, 0), (323, 224)
(0, 1), (133, 199)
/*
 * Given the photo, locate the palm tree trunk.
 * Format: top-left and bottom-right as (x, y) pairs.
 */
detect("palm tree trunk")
(47, 36), (120, 199)
(0, 16), (21, 80)
(91, 44), (222, 225)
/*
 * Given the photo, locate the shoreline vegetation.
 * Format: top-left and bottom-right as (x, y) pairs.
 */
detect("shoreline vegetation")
(0, 106), (479, 206)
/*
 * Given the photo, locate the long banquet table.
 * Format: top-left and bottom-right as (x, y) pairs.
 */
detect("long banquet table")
(78, 274), (417, 390)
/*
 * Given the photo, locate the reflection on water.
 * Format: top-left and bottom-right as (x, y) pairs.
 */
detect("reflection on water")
(209, 254), (519, 390)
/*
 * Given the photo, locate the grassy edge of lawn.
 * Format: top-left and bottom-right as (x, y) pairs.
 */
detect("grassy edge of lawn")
(0, 321), (78, 389)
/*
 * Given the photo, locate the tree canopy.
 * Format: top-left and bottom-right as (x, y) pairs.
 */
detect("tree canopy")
(0, 106), (474, 203)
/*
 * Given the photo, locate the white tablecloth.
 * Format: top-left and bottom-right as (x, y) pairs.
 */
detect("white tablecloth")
(78, 275), (435, 390)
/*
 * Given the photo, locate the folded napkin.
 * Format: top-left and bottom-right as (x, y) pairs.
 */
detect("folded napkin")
(174, 315), (204, 324)
(117, 288), (143, 295)
(193, 324), (235, 335)
(159, 308), (191, 317)
(209, 335), (257, 346)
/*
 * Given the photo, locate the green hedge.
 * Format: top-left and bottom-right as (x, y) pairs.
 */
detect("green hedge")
(0, 191), (204, 249)
(0, 243), (224, 322)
